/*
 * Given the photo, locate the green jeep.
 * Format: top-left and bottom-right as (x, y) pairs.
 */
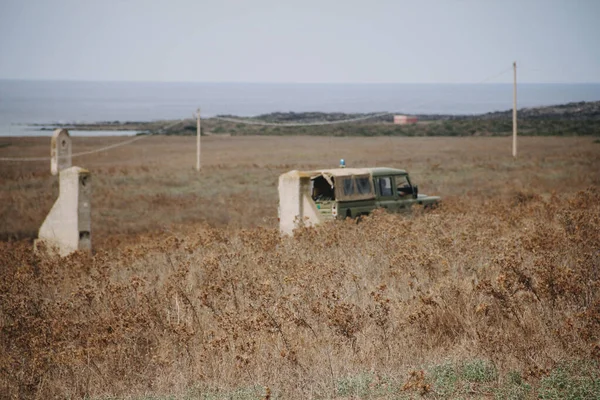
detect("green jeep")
(310, 167), (440, 220)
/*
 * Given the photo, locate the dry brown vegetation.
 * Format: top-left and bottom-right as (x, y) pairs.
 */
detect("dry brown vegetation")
(1, 135), (599, 399)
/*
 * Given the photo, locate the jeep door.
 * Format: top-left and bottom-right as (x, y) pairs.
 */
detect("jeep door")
(394, 174), (417, 210)
(375, 176), (400, 212)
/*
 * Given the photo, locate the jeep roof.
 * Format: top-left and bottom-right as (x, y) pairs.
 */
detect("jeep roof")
(369, 167), (408, 177)
(308, 167), (407, 178)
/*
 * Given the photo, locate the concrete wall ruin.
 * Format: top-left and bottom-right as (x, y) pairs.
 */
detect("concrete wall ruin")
(51, 128), (72, 176)
(35, 166), (91, 256)
(278, 170), (322, 235)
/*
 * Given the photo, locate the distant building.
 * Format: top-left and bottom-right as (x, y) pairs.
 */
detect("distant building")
(394, 115), (418, 125)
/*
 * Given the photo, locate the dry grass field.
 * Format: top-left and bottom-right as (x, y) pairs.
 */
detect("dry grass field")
(1, 135), (599, 399)
(1, 135), (598, 244)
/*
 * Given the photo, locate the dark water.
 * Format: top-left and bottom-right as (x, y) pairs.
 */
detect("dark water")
(1, 80), (600, 136)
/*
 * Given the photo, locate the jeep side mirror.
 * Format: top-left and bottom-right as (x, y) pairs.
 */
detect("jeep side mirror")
(413, 185), (418, 199)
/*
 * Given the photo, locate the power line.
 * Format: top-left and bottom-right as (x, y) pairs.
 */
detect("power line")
(156, 118), (187, 133)
(71, 135), (148, 158)
(210, 66), (515, 127)
(0, 64), (521, 161)
(478, 66), (513, 83)
(211, 112), (392, 127)
(0, 134), (148, 162)
(0, 117), (189, 162)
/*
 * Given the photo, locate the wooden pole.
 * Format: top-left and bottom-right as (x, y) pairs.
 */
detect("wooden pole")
(512, 62), (517, 158)
(196, 108), (201, 171)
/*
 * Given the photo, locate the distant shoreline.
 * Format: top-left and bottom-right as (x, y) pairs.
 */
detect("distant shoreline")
(4, 80), (600, 136)
(28, 101), (600, 137)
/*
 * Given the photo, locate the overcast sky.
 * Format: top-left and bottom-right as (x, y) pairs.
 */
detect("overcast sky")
(0, 0), (599, 83)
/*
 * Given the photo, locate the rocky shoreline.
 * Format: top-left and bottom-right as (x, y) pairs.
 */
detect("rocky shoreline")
(34, 100), (600, 137)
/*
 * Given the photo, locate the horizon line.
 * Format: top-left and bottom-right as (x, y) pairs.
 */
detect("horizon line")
(1, 78), (600, 85)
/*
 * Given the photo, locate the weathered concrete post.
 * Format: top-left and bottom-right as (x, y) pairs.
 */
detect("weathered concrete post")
(35, 166), (91, 256)
(278, 170), (322, 235)
(512, 61), (518, 158)
(51, 128), (72, 176)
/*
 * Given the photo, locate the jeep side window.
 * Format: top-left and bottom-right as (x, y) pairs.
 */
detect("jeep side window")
(378, 177), (393, 197)
(396, 175), (412, 196)
(355, 176), (372, 195)
(342, 177), (355, 196)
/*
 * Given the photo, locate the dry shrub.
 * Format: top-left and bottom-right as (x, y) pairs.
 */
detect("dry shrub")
(1, 187), (599, 398)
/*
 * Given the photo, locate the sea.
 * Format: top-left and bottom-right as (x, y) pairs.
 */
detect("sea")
(1, 80), (600, 137)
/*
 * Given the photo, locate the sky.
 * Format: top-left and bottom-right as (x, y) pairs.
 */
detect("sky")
(0, 0), (599, 83)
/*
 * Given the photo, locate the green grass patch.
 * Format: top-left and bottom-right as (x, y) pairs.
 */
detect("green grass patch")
(95, 385), (272, 400)
(461, 359), (498, 383)
(428, 361), (460, 396)
(84, 359), (600, 399)
(336, 373), (399, 398)
(494, 370), (533, 400)
(538, 361), (600, 400)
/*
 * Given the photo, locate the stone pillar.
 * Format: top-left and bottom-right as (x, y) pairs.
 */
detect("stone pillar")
(279, 171), (302, 235)
(51, 128), (72, 176)
(35, 166), (91, 256)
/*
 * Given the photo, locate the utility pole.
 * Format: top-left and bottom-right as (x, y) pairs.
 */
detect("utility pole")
(196, 108), (201, 171)
(512, 61), (517, 158)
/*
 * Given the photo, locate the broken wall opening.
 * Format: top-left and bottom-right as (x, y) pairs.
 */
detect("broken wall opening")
(311, 175), (335, 201)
